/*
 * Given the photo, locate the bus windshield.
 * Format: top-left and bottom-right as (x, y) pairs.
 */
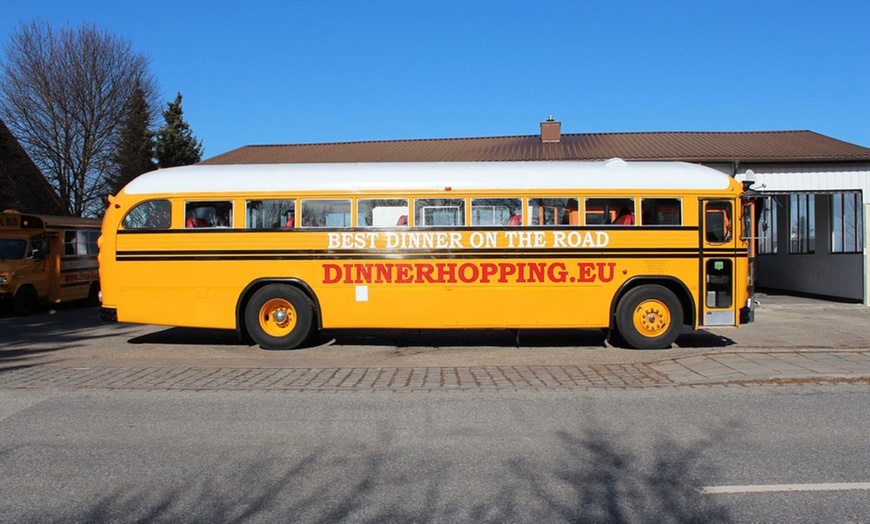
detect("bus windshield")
(0, 239), (26, 260)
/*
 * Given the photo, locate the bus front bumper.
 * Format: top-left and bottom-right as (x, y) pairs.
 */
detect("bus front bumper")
(100, 307), (118, 322)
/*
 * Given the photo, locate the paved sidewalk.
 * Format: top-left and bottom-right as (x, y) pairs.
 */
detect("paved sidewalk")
(1, 350), (867, 392)
(650, 350), (870, 386)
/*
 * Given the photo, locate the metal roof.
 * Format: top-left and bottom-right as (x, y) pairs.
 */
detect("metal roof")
(200, 130), (870, 165)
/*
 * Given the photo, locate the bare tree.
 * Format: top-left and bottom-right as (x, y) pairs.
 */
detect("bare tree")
(0, 19), (157, 217)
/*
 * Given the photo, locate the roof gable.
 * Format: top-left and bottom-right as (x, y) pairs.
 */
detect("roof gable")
(0, 118), (64, 215)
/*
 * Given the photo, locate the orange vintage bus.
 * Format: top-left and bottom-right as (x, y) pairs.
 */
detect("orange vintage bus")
(1, 210), (101, 315)
(99, 160), (754, 349)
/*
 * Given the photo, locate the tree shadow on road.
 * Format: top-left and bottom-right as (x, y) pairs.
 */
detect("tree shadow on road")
(0, 305), (140, 371)
(14, 427), (734, 523)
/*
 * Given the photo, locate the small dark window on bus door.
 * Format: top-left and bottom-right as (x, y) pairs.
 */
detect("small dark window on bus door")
(705, 259), (733, 308)
(705, 201), (732, 242)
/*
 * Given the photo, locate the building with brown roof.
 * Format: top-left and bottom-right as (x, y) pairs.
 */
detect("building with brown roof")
(202, 120), (870, 303)
(0, 118), (64, 215)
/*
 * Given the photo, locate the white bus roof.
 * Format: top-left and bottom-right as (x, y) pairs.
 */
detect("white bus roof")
(121, 160), (734, 195)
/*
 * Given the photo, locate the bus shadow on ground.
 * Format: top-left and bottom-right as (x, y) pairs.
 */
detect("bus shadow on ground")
(317, 328), (733, 349)
(128, 326), (735, 350)
(674, 329), (735, 349)
(127, 327), (249, 347)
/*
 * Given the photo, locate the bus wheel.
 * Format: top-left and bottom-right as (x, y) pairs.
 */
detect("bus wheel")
(86, 282), (101, 306)
(615, 285), (683, 350)
(12, 285), (37, 316)
(244, 284), (314, 350)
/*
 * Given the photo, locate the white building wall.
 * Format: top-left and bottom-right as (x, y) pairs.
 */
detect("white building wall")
(744, 163), (870, 205)
(733, 162), (870, 304)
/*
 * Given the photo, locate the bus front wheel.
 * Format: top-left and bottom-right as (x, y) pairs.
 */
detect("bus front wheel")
(244, 284), (314, 350)
(615, 285), (683, 350)
(12, 285), (37, 316)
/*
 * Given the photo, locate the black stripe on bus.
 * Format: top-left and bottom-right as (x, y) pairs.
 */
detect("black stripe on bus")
(60, 266), (99, 273)
(115, 250), (746, 262)
(60, 281), (90, 289)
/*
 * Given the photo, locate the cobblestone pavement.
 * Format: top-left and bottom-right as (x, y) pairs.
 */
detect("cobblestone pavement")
(1, 351), (868, 392)
(0, 363), (671, 391)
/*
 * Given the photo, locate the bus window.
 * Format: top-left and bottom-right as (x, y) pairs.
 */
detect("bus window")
(585, 198), (635, 225)
(65, 230), (99, 255)
(528, 198), (578, 226)
(185, 201), (233, 228)
(641, 198), (682, 225)
(0, 239), (26, 259)
(358, 199), (409, 227)
(300, 199), (351, 228)
(471, 198), (522, 226)
(706, 259), (733, 307)
(246, 199), (296, 229)
(414, 198), (465, 227)
(28, 239), (49, 259)
(706, 201), (732, 242)
(122, 200), (171, 229)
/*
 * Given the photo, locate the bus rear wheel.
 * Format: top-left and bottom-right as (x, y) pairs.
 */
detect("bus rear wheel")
(244, 284), (314, 350)
(615, 285), (683, 350)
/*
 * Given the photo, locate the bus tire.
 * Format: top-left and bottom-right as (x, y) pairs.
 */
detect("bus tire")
(86, 282), (101, 306)
(615, 285), (683, 350)
(12, 285), (37, 316)
(244, 284), (314, 350)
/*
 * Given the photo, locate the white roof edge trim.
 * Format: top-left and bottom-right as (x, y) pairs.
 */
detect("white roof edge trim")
(121, 161), (734, 195)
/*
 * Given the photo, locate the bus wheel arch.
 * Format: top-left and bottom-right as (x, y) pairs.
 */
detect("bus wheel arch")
(610, 278), (693, 350)
(237, 279), (321, 350)
(12, 284), (37, 316)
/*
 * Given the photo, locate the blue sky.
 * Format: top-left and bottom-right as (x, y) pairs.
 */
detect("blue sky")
(3, 0), (869, 158)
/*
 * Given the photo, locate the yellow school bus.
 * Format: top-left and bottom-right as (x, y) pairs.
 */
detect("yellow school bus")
(99, 160), (754, 349)
(0, 210), (101, 315)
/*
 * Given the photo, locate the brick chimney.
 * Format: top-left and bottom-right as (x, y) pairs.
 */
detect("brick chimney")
(540, 116), (561, 143)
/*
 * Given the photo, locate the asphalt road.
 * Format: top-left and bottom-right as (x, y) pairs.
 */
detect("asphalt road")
(0, 386), (867, 523)
(0, 292), (869, 522)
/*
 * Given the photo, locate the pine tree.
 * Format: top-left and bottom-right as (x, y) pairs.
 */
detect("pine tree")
(108, 83), (155, 196)
(154, 93), (203, 168)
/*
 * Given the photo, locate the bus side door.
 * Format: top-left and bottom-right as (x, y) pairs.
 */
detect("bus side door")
(700, 199), (738, 327)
